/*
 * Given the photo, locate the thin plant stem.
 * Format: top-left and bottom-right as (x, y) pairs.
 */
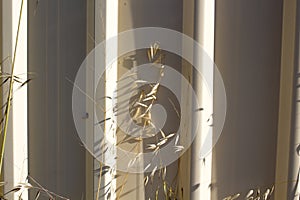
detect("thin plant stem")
(0, 0), (24, 176)
(117, 173), (128, 200)
(96, 162), (103, 200)
(116, 142), (142, 200)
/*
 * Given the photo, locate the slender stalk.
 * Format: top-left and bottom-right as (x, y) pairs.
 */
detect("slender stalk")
(96, 162), (103, 200)
(0, 0), (24, 176)
(117, 173), (128, 200)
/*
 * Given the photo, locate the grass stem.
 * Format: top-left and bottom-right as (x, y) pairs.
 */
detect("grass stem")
(0, 0), (24, 176)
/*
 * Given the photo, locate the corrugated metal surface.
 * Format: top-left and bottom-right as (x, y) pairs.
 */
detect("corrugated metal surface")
(28, 0), (87, 199)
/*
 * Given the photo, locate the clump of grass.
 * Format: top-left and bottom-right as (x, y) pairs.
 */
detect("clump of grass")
(223, 185), (274, 200)
(95, 42), (183, 200)
(0, 175), (69, 200)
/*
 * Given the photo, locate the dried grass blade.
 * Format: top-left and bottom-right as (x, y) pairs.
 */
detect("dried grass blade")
(246, 190), (254, 198)
(144, 176), (149, 186)
(34, 190), (41, 200)
(231, 193), (240, 200)
(150, 166), (158, 182)
(144, 163), (151, 171)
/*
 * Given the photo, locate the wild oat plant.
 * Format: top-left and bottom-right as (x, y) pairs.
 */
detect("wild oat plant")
(95, 42), (181, 200)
